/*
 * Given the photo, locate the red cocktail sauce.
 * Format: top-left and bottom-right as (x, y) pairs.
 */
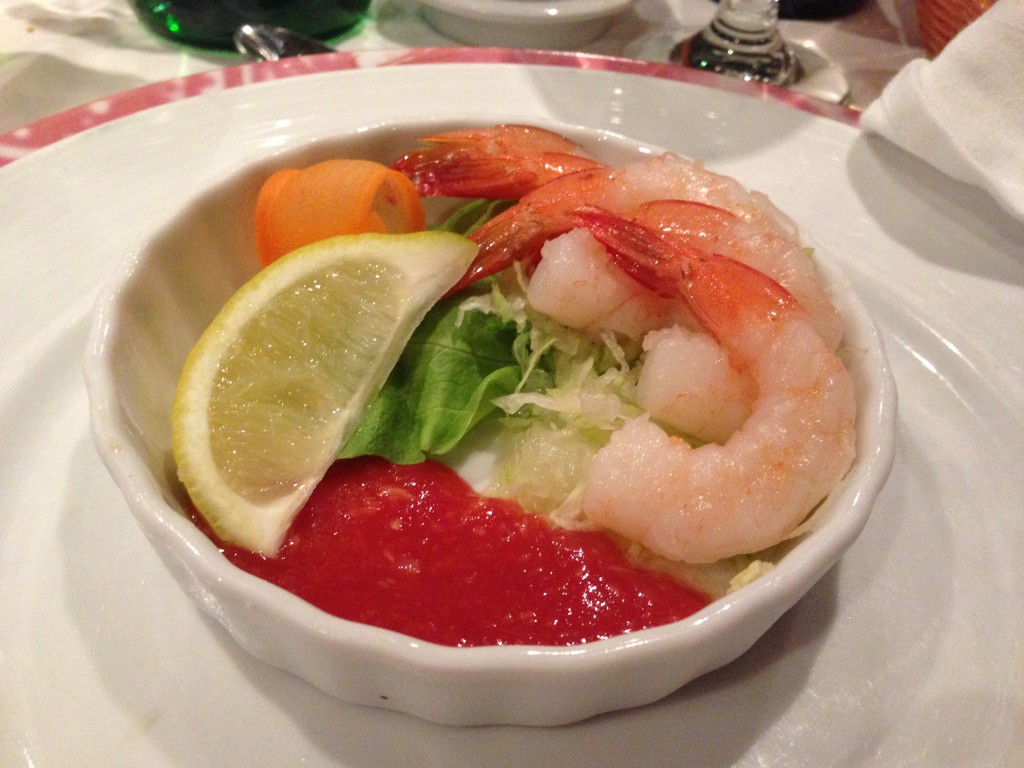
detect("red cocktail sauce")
(188, 457), (710, 647)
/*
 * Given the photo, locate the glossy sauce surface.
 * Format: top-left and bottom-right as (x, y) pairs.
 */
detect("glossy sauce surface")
(190, 457), (709, 646)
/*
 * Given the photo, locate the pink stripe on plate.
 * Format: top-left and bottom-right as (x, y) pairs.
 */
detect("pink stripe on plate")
(0, 47), (859, 168)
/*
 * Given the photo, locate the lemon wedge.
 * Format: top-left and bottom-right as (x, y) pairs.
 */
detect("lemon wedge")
(171, 231), (478, 554)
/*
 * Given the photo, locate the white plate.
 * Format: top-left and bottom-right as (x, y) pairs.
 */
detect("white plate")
(1, 49), (1022, 766)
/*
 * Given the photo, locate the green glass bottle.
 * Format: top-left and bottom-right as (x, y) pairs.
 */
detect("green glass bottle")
(130, 1), (370, 50)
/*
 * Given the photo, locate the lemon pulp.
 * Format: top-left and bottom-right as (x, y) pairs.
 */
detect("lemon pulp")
(171, 231), (478, 554)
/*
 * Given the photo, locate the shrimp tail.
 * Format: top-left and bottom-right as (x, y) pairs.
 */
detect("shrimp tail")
(392, 124), (603, 199)
(571, 206), (798, 342)
(444, 240), (531, 296)
(447, 173), (606, 294)
(569, 206), (693, 298)
(392, 152), (536, 198)
(446, 209), (552, 294)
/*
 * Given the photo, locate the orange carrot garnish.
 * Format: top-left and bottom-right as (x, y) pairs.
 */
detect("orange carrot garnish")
(254, 159), (427, 266)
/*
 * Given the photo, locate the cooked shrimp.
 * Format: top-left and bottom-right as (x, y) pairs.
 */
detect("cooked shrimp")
(527, 228), (696, 342)
(437, 152), (842, 347)
(391, 124), (602, 199)
(395, 125), (792, 240)
(464, 155), (793, 281)
(527, 228), (753, 445)
(571, 207), (857, 564)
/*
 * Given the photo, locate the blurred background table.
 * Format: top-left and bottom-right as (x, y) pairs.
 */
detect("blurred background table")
(0, 0), (925, 137)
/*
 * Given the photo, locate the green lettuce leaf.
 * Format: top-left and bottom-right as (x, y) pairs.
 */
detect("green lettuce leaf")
(435, 198), (514, 236)
(340, 295), (521, 464)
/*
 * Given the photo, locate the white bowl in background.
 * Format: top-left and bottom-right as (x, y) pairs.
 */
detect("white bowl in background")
(420, 0), (635, 49)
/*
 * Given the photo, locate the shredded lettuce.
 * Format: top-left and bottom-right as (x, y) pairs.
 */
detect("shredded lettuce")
(448, 271), (647, 519)
(464, 271), (644, 432)
(340, 250), (648, 508)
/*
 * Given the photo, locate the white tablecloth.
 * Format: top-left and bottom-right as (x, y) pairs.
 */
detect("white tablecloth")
(0, 0), (924, 135)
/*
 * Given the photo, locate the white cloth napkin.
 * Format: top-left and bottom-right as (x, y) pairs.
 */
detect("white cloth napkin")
(860, 0), (1024, 220)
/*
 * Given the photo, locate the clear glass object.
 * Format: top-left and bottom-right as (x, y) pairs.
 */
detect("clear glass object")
(130, 0), (370, 51)
(675, 0), (803, 87)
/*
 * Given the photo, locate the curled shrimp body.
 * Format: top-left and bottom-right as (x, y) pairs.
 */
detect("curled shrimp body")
(636, 325), (756, 445)
(572, 208), (857, 564)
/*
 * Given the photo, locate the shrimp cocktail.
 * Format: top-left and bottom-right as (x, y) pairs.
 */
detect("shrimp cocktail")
(170, 124), (858, 649)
